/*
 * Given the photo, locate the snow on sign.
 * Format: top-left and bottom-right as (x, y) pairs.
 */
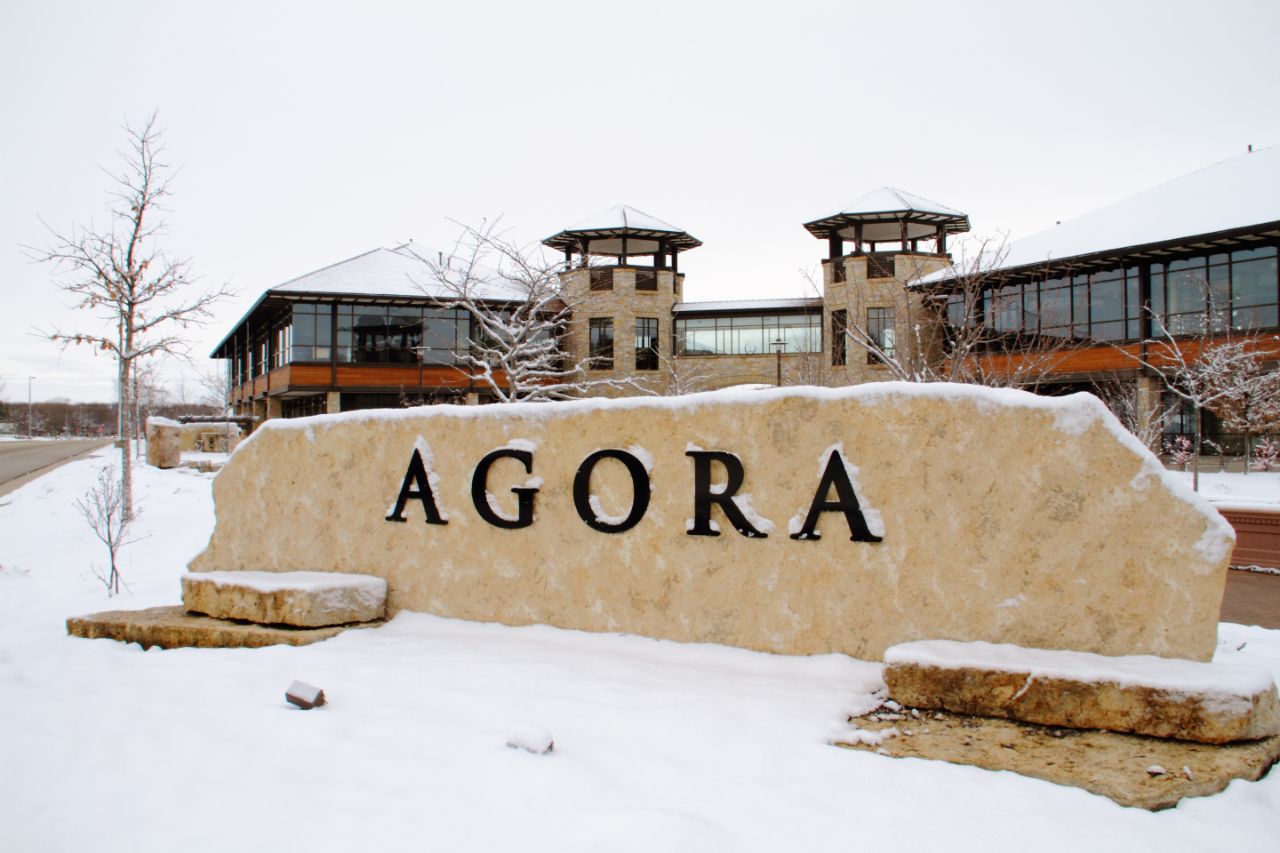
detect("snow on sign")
(189, 384), (1234, 661)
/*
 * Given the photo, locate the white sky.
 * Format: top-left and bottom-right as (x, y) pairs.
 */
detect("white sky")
(3, 0), (1279, 403)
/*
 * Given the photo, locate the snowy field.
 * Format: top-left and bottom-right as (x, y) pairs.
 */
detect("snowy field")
(1, 449), (1278, 852)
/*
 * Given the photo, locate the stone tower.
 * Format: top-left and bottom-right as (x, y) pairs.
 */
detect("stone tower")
(543, 206), (701, 396)
(802, 189), (969, 385)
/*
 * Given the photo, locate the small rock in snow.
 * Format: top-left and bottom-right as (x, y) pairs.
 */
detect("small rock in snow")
(506, 723), (554, 755)
(285, 680), (325, 710)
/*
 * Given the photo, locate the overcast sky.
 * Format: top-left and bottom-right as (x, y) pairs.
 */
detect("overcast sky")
(3, 0), (1279, 403)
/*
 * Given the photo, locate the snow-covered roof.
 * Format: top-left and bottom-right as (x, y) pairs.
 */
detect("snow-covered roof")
(543, 205), (702, 255)
(210, 242), (520, 357)
(824, 187), (967, 221)
(920, 145), (1280, 286)
(804, 187), (970, 243)
(566, 205), (688, 235)
(674, 297), (823, 314)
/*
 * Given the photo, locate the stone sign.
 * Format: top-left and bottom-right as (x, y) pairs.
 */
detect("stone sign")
(189, 385), (1234, 660)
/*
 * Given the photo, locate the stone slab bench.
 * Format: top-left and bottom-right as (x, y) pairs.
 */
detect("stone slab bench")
(66, 606), (352, 649)
(182, 570), (387, 628)
(883, 640), (1280, 744)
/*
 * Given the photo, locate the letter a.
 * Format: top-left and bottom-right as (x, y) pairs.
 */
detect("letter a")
(386, 449), (448, 524)
(790, 451), (881, 542)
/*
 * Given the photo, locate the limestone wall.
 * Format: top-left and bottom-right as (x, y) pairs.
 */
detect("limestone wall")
(190, 384), (1234, 661)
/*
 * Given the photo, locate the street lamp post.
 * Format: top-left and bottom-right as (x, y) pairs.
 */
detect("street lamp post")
(771, 338), (786, 387)
(27, 376), (36, 439)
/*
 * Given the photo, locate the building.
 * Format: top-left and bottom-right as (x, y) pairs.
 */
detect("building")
(213, 148), (1279, 451)
(917, 145), (1280, 452)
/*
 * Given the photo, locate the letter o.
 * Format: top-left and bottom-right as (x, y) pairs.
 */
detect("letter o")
(572, 449), (651, 533)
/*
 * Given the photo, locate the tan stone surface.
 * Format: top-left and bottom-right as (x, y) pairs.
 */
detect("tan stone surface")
(189, 386), (1234, 660)
(182, 570), (386, 627)
(884, 658), (1280, 744)
(145, 420), (181, 468)
(835, 708), (1280, 811)
(65, 606), (357, 649)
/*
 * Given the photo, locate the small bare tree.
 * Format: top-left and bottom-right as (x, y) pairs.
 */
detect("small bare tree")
(1116, 316), (1278, 489)
(402, 221), (641, 402)
(75, 465), (140, 596)
(29, 113), (231, 518)
(1204, 340), (1280, 474)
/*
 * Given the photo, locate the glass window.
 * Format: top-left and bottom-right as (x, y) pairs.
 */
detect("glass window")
(1039, 283), (1070, 337)
(386, 307), (423, 364)
(634, 318), (659, 371)
(589, 317), (614, 370)
(291, 304), (333, 362)
(422, 309), (468, 365)
(674, 313), (822, 357)
(992, 284), (1021, 333)
(1232, 246), (1279, 330)
(867, 307), (895, 363)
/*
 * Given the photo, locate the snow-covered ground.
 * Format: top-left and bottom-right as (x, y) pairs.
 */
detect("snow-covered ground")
(1169, 469), (1280, 511)
(1, 449), (1278, 852)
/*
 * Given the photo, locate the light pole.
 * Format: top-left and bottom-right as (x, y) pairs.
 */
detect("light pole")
(27, 376), (36, 439)
(771, 338), (786, 387)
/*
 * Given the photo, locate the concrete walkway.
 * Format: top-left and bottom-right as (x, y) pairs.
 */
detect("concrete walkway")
(1221, 569), (1280, 629)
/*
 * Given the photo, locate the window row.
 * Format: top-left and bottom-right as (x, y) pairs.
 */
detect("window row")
(291, 304), (473, 365)
(944, 246), (1278, 342)
(673, 313), (822, 357)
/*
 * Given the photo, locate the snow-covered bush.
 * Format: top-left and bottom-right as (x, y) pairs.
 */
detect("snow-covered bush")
(1252, 437), (1279, 472)
(1164, 436), (1194, 470)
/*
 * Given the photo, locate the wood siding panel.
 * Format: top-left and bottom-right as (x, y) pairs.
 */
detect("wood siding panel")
(288, 364), (331, 386)
(1220, 509), (1280, 569)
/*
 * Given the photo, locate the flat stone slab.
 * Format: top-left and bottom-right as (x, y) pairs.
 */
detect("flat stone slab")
(884, 640), (1280, 744)
(182, 570), (387, 628)
(66, 606), (360, 649)
(834, 706), (1280, 811)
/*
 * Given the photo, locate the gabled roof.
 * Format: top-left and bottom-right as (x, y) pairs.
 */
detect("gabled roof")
(210, 241), (520, 357)
(272, 243), (438, 299)
(920, 146), (1280, 286)
(543, 205), (702, 255)
(804, 187), (970, 243)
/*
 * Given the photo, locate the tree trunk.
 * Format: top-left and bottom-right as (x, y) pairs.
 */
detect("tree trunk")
(1192, 403), (1202, 492)
(1244, 431), (1253, 475)
(120, 358), (135, 522)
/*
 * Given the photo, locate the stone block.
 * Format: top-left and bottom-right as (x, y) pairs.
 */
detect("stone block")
(883, 640), (1280, 744)
(182, 570), (387, 628)
(189, 386), (1235, 660)
(145, 417), (181, 468)
(66, 606), (351, 649)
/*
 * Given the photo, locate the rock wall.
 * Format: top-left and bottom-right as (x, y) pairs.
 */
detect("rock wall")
(190, 384), (1234, 660)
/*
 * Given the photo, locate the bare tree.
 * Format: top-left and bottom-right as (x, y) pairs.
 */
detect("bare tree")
(1203, 340), (1280, 474)
(75, 465), (140, 596)
(814, 236), (1077, 389)
(1115, 312), (1278, 488)
(402, 221), (640, 402)
(29, 113), (231, 518)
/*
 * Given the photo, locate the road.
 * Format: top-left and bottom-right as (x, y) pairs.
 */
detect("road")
(0, 438), (114, 497)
